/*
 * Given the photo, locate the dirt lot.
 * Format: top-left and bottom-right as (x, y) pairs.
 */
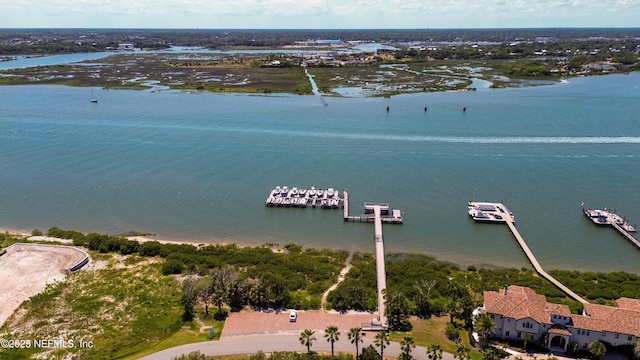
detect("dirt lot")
(0, 243), (88, 326)
(221, 310), (376, 338)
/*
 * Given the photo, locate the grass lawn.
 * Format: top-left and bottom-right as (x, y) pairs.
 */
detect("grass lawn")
(390, 316), (482, 360)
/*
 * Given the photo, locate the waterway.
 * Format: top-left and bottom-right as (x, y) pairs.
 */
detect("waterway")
(0, 68), (639, 274)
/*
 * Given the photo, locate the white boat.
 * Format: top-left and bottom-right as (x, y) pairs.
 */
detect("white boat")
(330, 199), (339, 208)
(317, 189), (323, 197)
(273, 186), (281, 195)
(327, 188), (334, 197)
(309, 187), (316, 196)
(299, 188), (307, 196)
(291, 187), (299, 196)
(283, 198), (291, 207)
(90, 88), (98, 103)
(282, 186), (289, 195)
(275, 197), (283, 206)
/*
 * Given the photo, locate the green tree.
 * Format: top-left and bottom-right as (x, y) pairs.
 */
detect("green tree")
(299, 329), (316, 354)
(475, 314), (496, 348)
(589, 341), (607, 359)
(399, 336), (415, 360)
(324, 325), (340, 357)
(180, 276), (199, 321)
(348, 326), (365, 359)
(386, 289), (412, 331)
(196, 276), (214, 317)
(361, 345), (380, 360)
(374, 331), (390, 359)
(482, 348), (500, 360)
(454, 345), (471, 360)
(211, 265), (238, 316)
(427, 343), (443, 360)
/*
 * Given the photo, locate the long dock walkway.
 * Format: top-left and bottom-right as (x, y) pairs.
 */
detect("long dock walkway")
(470, 202), (589, 304)
(373, 205), (388, 328)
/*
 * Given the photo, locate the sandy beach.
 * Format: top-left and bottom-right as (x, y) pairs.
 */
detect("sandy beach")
(0, 243), (89, 326)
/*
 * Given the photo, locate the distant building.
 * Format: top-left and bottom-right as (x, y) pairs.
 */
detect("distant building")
(479, 285), (640, 353)
(117, 43), (135, 51)
(293, 39), (343, 47)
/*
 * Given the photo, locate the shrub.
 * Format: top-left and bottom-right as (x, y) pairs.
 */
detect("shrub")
(31, 229), (43, 236)
(139, 241), (162, 256)
(445, 322), (460, 342)
(162, 259), (185, 275)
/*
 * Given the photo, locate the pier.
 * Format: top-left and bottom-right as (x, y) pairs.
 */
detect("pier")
(343, 193), (403, 330)
(583, 208), (640, 250)
(469, 202), (588, 304)
(266, 186), (402, 329)
(344, 192), (403, 224)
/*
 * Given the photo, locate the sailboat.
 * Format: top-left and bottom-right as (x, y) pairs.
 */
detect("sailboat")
(90, 89), (98, 103)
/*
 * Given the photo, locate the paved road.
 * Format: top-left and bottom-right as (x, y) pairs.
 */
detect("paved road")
(140, 332), (457, 360)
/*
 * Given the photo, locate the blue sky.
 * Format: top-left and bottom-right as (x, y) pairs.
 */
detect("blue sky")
(1, 0), (639, 29)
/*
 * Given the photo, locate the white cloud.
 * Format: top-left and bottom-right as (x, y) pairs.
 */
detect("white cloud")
(1, 0), (639, 28)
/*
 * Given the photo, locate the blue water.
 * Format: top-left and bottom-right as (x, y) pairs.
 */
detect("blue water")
(1, 73), (639, 274)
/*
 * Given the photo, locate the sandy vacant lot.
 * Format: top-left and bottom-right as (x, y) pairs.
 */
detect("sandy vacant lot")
(221, 310), (376, 338)
(0, 244), (88, 326)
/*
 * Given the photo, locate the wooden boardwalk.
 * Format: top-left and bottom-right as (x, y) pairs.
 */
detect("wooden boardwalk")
(471, 202), (589, 304)
(373, 205), (388, 328)
(503, 217), (588, 304)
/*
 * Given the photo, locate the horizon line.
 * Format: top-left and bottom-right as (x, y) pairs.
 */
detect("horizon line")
(2, 26), (640, 31)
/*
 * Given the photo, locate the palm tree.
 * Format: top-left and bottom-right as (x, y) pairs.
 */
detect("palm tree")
(299, 329), (316, 354)
(427, 343), (443, 360)
(590, 341), (607, 360)
(475, 314), (496, 348)
(374, 331), (390, 359)
(400, 336), (415, 360)
(634, 340), (640, 360)
(348, 327), (365, 359)
(324, 325), (340, 357)
(454, 345), (471, 360)
(521, 332), (533, 352)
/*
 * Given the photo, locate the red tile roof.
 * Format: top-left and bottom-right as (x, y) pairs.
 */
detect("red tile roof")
(484, 286), (640, 338)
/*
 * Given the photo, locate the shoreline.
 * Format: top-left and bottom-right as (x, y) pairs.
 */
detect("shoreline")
(4, 226), (640, 276)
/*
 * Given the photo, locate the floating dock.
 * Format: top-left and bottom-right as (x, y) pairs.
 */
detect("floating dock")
(468, 202), (513, 223)
(583, 208), (639, 250)
(265, 186), (343, 209)
(469, 201), (588, 304)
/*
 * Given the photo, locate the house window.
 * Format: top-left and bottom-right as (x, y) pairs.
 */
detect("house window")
(506, 331), (510, 337)
(517, 332), (521, 338)
(629, 336), (633, 341)
(587, 331), (590, 336)
(614, 334), (619, 339)
(601, 332), (606, 337)
(491, 315), (495, 320)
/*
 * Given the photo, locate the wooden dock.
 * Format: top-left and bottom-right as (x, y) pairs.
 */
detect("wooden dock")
(470, 202), (589, 304)
(373, 205), (388, 328)
(343, 192), (403, 224)
(583, 208), (640, 250)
